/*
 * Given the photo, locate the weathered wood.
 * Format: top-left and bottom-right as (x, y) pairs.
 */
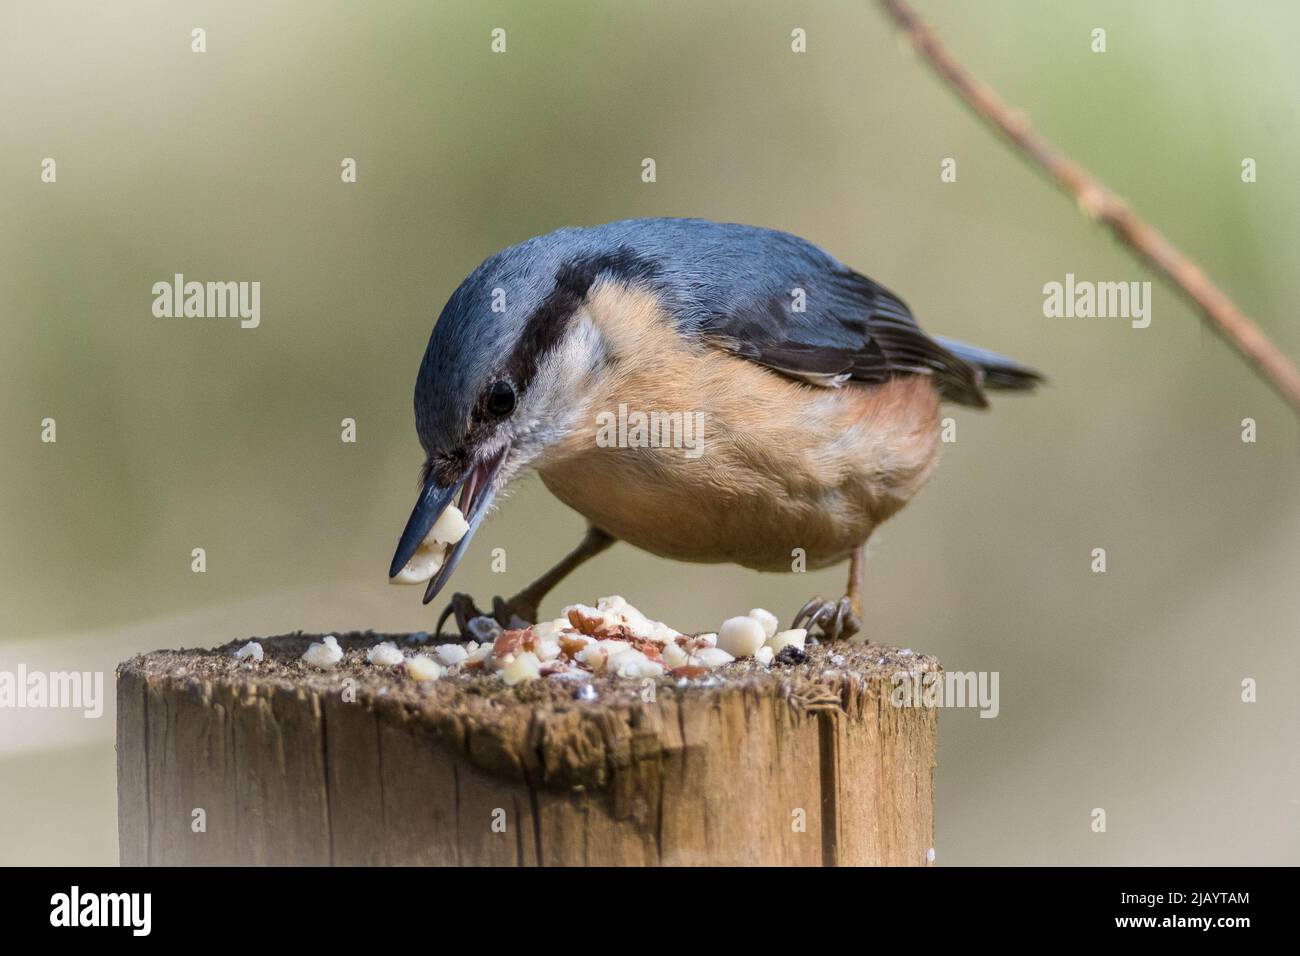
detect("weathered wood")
(116, 633), (939, 866)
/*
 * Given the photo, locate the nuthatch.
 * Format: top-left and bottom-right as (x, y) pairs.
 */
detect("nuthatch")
(389, 218), (1041, 640)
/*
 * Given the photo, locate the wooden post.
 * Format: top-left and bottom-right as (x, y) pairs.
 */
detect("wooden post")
(116, 634), (938, 866)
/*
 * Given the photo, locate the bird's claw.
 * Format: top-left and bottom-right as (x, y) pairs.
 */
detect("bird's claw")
(435, 592), (487, 638)
(435, 592), (538, 637)
(792, 595), (862, 642)
(492, 595), (538, 630)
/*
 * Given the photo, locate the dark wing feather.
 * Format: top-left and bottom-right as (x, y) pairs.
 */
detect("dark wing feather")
(697, 261), (988, 408)
(549, 218), (1013, 406)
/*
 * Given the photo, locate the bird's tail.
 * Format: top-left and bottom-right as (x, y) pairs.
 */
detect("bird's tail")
(933, 335), (1044, 394)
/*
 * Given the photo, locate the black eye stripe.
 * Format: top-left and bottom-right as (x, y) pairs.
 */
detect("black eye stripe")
(501, 247), (660, 397)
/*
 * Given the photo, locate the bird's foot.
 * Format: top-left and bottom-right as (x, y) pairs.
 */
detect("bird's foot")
(792, 595), (862, 642)
(435, 592), (538, 638)
(434, 592), (487, 638)
(491, 594), (539, 630)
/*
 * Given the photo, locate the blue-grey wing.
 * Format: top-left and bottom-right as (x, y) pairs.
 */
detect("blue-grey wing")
(668, 227), (989, 406)
(569, 218), (1039, 406)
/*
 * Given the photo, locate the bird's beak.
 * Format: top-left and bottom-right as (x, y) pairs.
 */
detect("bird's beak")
(387, 443), (510, 606)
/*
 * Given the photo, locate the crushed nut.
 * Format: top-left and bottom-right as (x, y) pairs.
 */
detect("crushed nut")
(366, 641), (404, 667)
(302, 635), (343, 669)
(234, 640), (264, 663)
(406, 654), (443, 681)
(748, 608), (779, 640)
(386, 596), (817, 687)
(768, 628), (807, 654)
(717, 616), (766, 658)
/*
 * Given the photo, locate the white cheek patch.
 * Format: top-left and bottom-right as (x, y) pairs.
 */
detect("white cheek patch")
(535, 316), (602, 399)
(515, 316), (604, 450)
(389, 504), (470, 585)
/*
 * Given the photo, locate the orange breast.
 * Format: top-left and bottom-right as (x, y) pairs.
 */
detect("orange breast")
(535, 283), (943, 571)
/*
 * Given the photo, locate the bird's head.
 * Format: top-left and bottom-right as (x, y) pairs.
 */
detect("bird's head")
(388, 229), (659, 603)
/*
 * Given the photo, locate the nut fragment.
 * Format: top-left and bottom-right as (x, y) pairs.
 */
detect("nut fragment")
(463, 643), (492, 668)
(406, 654), (443, 681)
(433, 643), (469, 667)
(234, 640), (263, 663)
(691, 647), (735, 669)
(608, 647), (664, 679)
(389, 505), (469, 585)
(302, 636), (343, 669)
(717, 616), (766, 658)
(684, 633), (717, 652)
(767, 628), (807, 654)
(501, 651), (541, 685)
(559, 633), (592, 658)
(532, 619), (568, 640)
(660, 641), (689, 669)
(748, 608), (779, 640)
(389, 545), (443, 585)
(375, 595), (814, 686)
(565, 604), (611, 636)
(366, 641), (404, 667)
(428, 506), (470, 545)
(670, 665), (708, 679)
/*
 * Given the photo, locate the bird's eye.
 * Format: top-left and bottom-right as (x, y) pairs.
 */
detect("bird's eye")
(485, 380), (516, 417)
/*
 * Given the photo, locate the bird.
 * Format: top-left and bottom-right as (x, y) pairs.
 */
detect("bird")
(388, 217), (1041, 641)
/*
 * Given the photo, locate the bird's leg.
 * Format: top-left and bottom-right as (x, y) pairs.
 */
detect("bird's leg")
(436, 526), (616, 636)
(791, 545), (865, 642)
(492, 526), (615, 627)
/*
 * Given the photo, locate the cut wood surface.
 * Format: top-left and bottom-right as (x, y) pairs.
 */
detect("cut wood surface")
(117, 632), (939, 866)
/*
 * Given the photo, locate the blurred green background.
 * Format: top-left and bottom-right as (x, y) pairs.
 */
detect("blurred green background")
(2, 0), (1297, 865)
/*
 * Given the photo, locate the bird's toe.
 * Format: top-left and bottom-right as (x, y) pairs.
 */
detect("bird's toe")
(492, 595), (537, 630)
(792, 595), (863, 642)
(435, 592), (488, 638)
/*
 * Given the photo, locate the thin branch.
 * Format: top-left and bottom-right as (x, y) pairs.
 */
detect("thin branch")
(878, 0), (1300, 415)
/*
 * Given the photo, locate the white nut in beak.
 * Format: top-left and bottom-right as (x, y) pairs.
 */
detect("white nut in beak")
(428, 504), (470, 546)
(389, 504), (468, 585)
(389, 542), (444, 585)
